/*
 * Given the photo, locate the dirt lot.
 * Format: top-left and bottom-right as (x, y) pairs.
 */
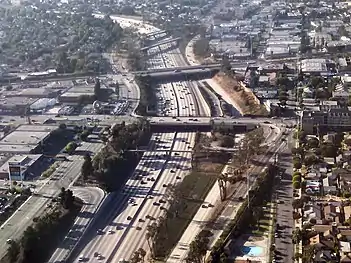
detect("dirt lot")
(214, 72), (268, 116)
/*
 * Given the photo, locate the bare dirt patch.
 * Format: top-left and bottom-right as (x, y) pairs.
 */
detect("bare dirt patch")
(214, 72), (268, 116)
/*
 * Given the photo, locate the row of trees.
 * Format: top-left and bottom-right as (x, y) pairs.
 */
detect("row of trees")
(7, 191), (80, 263)
(80, 119), (151, 190)
(210, 165), (278, 262)
(217, 128), (265, 201)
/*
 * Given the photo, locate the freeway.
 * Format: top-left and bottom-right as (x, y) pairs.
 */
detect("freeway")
(70, 15), (212, 263)
(48, 187), (105, 263)
(0, 141), (103, 259)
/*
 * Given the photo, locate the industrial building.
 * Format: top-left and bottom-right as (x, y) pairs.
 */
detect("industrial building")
(0, 125), (57, 154)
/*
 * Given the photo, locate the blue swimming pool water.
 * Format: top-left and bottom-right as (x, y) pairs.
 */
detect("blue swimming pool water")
(241, 246), (264, 257)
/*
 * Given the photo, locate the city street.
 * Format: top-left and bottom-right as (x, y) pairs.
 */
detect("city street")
(273, 132), (294, 263)
(0, 141), (103, 258)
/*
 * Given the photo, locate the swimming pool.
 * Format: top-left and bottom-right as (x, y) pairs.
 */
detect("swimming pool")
(241, 246), (264, 257)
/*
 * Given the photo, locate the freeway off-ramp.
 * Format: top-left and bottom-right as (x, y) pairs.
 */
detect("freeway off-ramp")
(48, 187), (105, 263)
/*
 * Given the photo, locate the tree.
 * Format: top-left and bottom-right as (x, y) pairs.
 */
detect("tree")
(293, 181), (301, 189)
(220, 135), (234, 148)
(186, 231), (211, 263)
(306, 137), (319, 149)
(81, 154), (93, 181)
(80, 130), (90, 141)
(7, 240), (20, 263)
(130, 251), (142, 263)
(137, 248), (146, 262)
(302, 245), (315, 263)
(304, 154), (319, 166)
(94, 78), (101, 99)
(221, 56), (232, 73)
(293, 157), (302, 169)
(146, 223), (158, 257)
(64, 142), (78, 154)
(320, 143), (338, 158)
(218, 174), (229, 201)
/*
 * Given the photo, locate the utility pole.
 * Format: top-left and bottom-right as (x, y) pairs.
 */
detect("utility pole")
(247, 173), (250, 209)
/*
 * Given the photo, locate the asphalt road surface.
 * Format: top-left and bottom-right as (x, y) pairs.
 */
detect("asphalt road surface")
(48, 187), (105, 263)
(273, 132), (294, 263)
(0, 141), (103, 258)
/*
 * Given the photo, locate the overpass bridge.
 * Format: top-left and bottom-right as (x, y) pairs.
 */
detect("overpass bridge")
(149, 117), (257, 132)
(140, 37), (181, 52)
(133, 64), (222, 75)
(144, 30), (167, 38)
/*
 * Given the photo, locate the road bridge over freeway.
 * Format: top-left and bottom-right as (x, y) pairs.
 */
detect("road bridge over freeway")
(149, 116), (257, 132)
(143, 29), (167, 38)
(140, 37), (181, 51)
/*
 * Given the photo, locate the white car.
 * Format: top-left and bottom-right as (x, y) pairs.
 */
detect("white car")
(78, 255), (84, 262)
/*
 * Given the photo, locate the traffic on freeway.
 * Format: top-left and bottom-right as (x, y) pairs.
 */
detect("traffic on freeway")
(70, 15), (213, 262)
(48, 187), (105, 263)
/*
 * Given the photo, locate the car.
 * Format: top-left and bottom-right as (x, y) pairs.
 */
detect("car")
(274, 233), (279, 238)
(6, 239), (12, 244)
(78, 255), (84, 262)
(107, 230), (114, 234)
(97, 254), (103, 260)
(127, 216), (132, 220)
(94, 252), (99, 257)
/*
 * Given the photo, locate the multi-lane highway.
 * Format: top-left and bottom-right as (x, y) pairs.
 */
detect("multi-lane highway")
(48, 187), (105, 263)
(70, 16), (212, 263)
(0, 141), (103, 258)
(68, 15), (296, 263)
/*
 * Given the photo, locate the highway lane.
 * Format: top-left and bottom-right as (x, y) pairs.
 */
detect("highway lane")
(69, 16), (208, 263)
(72, 133), (177, 262)
(48, 187), (105, 263)
(110, 133), (196, 261)
(104, 33), (201, 262)
(0, 141), (103, 258)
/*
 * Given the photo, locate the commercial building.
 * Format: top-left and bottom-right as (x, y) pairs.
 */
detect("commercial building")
(301, 104), (351, 134)
(299, 59), (336, 75)
(0, 125), (57, 154)
(0, 154), (43, 181)
(59, 85), (95, 104)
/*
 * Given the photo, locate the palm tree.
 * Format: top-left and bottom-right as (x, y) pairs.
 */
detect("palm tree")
(218, 173), (228, 201)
